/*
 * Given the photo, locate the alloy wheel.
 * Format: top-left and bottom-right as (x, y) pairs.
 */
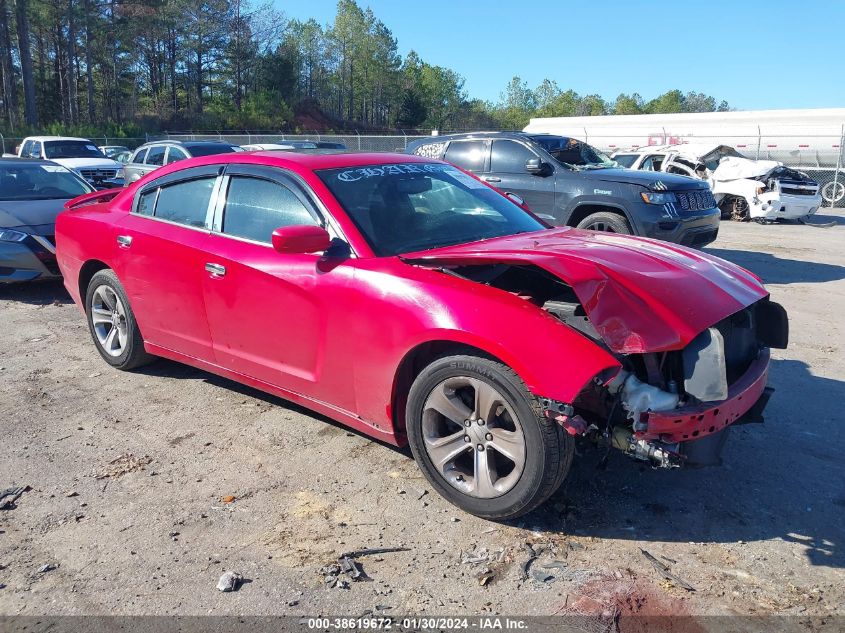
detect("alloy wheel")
(90, 284), (128, 357)
(421, 376), (526, 498)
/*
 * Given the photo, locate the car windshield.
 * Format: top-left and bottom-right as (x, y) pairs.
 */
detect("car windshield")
(43, 140), (107, 159)
(0, 163), (93, 200)
(701, 146), (746, 171)
(529, 135), (618, 170)
(184, 144), (242, 157)
(318, 162), (546, 256)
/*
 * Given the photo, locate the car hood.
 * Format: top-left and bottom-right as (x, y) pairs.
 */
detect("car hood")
(403, 228), (767, 354)
(0, 199), (68, 230)
(586, 167), (705, 191)
(711, 157), (781, 182)
(49, 157), (122, 170)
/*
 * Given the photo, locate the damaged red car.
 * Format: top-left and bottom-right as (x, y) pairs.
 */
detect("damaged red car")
(55, 152), (788, 519)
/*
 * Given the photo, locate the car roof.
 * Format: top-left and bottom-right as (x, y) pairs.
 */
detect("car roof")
(134, 151), (434, 177)
(24, 136), (92, 142)
(138, 139), (238, 148)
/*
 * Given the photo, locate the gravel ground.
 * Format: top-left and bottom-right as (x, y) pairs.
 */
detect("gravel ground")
(0, 214), (843, 623)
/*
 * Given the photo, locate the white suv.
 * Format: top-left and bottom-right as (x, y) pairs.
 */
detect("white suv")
(17, 136), (123, 187)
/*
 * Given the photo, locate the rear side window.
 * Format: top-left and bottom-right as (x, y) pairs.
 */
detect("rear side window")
(153, 178), (216, 228)
(222, 176), (315, 243)
(444, 140), (487, 173)
(146, 146), (166, 166)
(137, 189), (157, 216)
(490, 140), (537, 173)
(166, 147), (188, 164)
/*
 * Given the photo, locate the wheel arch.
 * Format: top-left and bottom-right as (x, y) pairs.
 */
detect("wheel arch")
(78, 259), (111, 303)
(389, 340), (508, 443)
(566, 202), (632, 228)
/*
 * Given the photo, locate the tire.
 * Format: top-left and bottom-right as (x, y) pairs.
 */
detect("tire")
(84, 269), (153, 370)
(576, 211), (631, 234)
(406, 354), (573, 520)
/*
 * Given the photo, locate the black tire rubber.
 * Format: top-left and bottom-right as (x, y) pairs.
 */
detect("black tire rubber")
(84, 269), (154, 370)
(406, 354), (573, 520)
(576, 211), (631, 234)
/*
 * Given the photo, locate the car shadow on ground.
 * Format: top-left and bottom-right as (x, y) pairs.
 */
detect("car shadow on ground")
(705, 247), (845, 284)
(0, 279), (73, 305)
(135, 358), (406, 451)
(528, 357), (845, 569)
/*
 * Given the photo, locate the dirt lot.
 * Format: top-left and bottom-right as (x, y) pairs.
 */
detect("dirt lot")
(0, 214), (844, 624)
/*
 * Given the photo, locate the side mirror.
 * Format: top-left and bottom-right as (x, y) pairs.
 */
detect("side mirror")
(271, 225), (331, 254)
(525, 158), (552, 176)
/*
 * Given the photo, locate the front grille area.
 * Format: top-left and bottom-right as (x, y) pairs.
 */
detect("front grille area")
(780, 186), (818, 196)
(79, 168), (118, 181)
(676, 189), (717, 211)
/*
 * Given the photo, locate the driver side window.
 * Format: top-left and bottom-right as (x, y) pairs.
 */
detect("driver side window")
(490, 140), (537, 173)
(221, 176), (317, 244)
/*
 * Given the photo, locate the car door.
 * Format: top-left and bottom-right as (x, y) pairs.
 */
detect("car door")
(110, 165), (219, 361)
(124, 147), (149, 183)
(486, 139), (555, 217)
(199, 165), (355, 408)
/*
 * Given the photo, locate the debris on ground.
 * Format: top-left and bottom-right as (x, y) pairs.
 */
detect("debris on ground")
(339, 547), (409, 559)
(37, 563), (57, 573)
(220, 495), (236, 503)
(94, 454), (152, 479)
(639, 548), (695, 592)
(216, 570), (243, 592)
(338, 556), (366, 581)
(0, 486), (30, 510)
(321, 547), (409, 588)
(461, 546), (505, 565)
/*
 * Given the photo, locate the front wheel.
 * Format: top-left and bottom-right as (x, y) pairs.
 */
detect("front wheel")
(85, 269), (153, 370)
(406, 354), (573, 520)
(576, 211), (631, 234)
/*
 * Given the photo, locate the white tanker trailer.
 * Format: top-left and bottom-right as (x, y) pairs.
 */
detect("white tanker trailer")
(524, 108), (845, 206)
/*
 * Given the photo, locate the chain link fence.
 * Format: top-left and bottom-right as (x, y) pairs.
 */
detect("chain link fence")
(151, 131), (429, 153)
(3, 127), (843, 208)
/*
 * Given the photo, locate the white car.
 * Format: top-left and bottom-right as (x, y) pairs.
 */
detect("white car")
(612, 143), (822, 222)
(17, 136), (123, 187)
(240, 142), (318, 151)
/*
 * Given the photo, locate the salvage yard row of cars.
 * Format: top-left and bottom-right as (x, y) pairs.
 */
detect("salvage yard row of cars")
(1, 131), (792, 518)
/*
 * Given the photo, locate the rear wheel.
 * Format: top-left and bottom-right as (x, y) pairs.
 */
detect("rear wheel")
(576, 211), (631, 234)
(406, 354), (573, 520)
(85, 269), (153, 370)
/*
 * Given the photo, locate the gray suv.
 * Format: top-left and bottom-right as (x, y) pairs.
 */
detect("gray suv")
(406, 132), (720, 247)
(123, 140), (242, 184)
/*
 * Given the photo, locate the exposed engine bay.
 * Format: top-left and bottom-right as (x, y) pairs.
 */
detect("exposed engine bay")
(440, 262), (788, 469)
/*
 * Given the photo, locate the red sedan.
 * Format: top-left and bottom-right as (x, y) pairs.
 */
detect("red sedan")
(55, 152), (787, 519)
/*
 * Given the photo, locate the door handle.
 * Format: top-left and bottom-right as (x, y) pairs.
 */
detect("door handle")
(481, 176), (501, 183)
(205, 262), (226, 277)
(116, 235), (132, 248)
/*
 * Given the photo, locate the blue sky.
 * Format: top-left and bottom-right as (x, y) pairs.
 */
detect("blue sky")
(278, 0), (844, 111)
